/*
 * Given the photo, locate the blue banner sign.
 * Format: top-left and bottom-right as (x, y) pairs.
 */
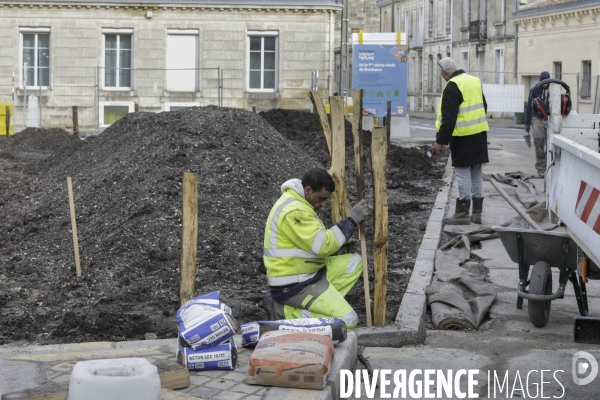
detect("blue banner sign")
(352, 44), (407, 118)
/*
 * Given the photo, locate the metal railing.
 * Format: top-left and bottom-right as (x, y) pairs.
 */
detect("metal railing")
(469, 20), (487, 41)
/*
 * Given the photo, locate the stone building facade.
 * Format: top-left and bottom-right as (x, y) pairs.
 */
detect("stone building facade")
(514, 0), (600, 114)
(377, 0), (518, 113)
(0, 0), (341, 132)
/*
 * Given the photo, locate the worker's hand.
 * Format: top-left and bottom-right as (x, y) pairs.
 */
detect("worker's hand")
(431, 142), (443, 156)
(349, 199), (369, 224)
(525, 125), (530, 134)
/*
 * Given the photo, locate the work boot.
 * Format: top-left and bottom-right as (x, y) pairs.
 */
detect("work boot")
(443, 198), (471, 225)
(471, 196), (484, 224)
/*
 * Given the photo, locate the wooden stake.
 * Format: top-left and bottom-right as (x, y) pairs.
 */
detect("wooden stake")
(371, 127), (388, 326)
(352, 89), (372, 327)
(308, 91), (332, 156)
(5, 106), (10, 137)
(67, 177), (81, 278)
(134, 103), (140, 113)
(72, 106), (79, 136)
(252, 106), (256, 114)
(180, 172), (198, 306)
(386, 101), (391, 146)
(328, 96), (351, 224)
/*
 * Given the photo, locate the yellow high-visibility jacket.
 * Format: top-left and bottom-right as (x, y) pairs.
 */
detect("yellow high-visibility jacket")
(263, 179), (346, 287)
(436, 73), (489, 136)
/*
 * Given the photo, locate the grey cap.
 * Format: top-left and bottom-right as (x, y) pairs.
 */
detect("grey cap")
(438, 57), (458, 73)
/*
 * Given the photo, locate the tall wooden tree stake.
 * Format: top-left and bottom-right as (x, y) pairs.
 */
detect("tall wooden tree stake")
(371, 127), (389, 326)
(353, 89), (372, 327)
(180, 172), (198, 306)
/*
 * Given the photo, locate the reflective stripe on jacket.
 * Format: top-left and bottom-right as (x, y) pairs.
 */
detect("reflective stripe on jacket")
(436, 73), (489, 136)
(263, 188), (346, 286)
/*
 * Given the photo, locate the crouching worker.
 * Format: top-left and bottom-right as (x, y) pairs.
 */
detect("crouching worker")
(263, 168), (369, 329)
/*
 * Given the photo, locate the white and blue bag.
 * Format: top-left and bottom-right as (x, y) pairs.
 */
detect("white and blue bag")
(241, 318), (347, 348)
(177, 340), (237, 371)
(176, 293), (239, 350)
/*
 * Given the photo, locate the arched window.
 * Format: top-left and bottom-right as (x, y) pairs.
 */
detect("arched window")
(437, 54), (443, 92)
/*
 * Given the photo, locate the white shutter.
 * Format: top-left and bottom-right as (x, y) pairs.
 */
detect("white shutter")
(167, 34), (197, 92)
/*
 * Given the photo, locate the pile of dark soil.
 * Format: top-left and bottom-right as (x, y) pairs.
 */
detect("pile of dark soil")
(0, 107), (447, 345)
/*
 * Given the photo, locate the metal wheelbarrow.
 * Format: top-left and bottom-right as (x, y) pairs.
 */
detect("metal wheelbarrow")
(492, 226), (589, 328)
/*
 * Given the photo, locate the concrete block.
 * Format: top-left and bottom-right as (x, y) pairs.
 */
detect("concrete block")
(416, 248), (435, 262)
(405, 261), (434, 294)
(418, 237), (440, 250)
(423, 221), (442, 239)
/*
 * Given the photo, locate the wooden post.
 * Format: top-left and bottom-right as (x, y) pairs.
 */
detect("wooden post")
(134, 103), (140, 113)
(308, 91), (332, 156)
(180, 172), (198, 306)
(386, 101), (391, 146)
(5, 106), (10, 137)
(67, 177), (82, 278)
(353, 89), (372, 327)
(328, 96), (350, 224)
(72, 106), (79, 136)
(371, 127), (388, 326)
(252, 106), (256, 114)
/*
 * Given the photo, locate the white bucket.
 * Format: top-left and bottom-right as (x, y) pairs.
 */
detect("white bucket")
(68, 358), (161, 400)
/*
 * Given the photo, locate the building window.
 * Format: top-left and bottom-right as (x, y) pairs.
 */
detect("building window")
(405, 11), (410, 33)
(248, 32), (278, 91)
(582, 60), (592, 98)
(103, 31), (132, 89)
(553, 61), (562, 81)
(165, 103), (200, 112)
(21, 30), (50, 88)
(446, 0), (452, 29)
(494, 48), (504, 85)
(461, 50), (469, 72)
(428, 55), (434, 92)
(99, 102), (134, 127)
(463, 0), (470, 27)
(167, 30), (199, 92)
(437, 54), (443, 92)
(428, 1), (434, 36)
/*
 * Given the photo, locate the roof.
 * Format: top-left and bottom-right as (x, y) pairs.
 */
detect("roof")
(18, 0), (342, 6)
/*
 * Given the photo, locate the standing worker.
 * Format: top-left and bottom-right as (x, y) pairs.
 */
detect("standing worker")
(431, 57), (489, 225)
(262, 168), (370, 329)
(524, 71), (551, 177)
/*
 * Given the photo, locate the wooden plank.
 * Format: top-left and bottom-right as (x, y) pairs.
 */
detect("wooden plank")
(180, 171), (198, 306)
(371, 127), (389, 326)
(1, 383), (68, 400)
(67, 177), (81, 278)
(155, 360), (191, 390)
(352, 89), (372, 328)
(308, 91), (332, 156)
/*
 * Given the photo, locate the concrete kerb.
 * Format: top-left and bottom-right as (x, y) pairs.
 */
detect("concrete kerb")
(354, 156), (454, 347)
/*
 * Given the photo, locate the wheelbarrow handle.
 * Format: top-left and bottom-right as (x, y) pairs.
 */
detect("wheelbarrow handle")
(490, 179), (543, 231)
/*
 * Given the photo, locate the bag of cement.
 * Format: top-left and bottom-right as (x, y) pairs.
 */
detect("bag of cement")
(246, 330), (334, 390)
(177, 339), (237, 371)
(180, 291), (232, 315)
(241, 318), (347, 348)
(176, 302), (239, 350)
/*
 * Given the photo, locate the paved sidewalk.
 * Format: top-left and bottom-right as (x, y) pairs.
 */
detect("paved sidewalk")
(0, 333), (357, 400)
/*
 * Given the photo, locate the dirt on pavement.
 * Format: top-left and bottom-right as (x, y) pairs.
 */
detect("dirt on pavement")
(0, 107), (448, 345)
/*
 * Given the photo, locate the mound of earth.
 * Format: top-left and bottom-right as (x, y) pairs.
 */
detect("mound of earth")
(0, 107), (447, 345)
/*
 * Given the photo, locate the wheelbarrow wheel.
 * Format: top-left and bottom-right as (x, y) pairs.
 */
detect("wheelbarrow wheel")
(528, 261), (552, 327)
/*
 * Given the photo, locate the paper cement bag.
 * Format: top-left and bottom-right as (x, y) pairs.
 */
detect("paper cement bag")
(246, 331), (333, 390)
